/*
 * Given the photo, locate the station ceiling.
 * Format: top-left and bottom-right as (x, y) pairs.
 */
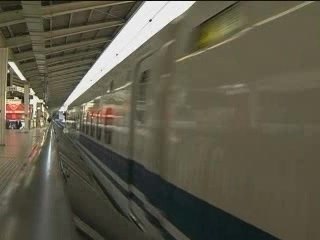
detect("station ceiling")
(0, 1), (142, 109)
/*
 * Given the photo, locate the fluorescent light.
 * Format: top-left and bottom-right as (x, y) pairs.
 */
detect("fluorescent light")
(61, 1), (195, 109)
(59, 106), (67, 112)
(8, 61), (26, 81)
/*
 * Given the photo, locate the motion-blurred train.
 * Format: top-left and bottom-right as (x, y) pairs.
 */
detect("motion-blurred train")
(65, 2), (320, 240)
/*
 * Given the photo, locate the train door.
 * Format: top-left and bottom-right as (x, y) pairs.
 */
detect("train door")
(90, 112), (94, 137)
(127, 41), (176, 237)
(127, 51), (156, 232)
(85, 112), (90, 135)
(104, 107), (113, 145)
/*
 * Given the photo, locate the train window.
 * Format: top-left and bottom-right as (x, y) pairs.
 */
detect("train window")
(104, 107), (113, 145)
(96, 111), (101, 141)
(81, 113), (85, 133)
(76, 112), (80, 131)
(90, 112), (94, 137)
(86, 112), (90, 135)
(136, 70), (150, 124)
(110, 80), (114, 92)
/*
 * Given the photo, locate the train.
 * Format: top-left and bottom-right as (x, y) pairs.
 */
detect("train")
(65, 2), (320, 240)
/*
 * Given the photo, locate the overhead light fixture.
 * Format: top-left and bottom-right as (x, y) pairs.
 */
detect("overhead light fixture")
(8, 61), (26, 81)
(61, 1), (195, 110)
(59, 106), (66, 112)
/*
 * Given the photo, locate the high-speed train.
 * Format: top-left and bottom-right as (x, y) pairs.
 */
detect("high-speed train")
(65, 2), (320, 240)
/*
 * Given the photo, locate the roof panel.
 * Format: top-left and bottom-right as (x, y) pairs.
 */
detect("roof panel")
(51, 37), (67, 47)
(60, 49), (76, 55)
(45, 40), (51, 48)
(0, 27), (11, 38)
(64, 34), (81, 43)
(71, 10), (91, 26)
(95, 27), (116, 38)
(87, 9), (109, 23)
(47, 52), (63, 59)
(11, 48), (20, 54)
(52, 14), (69, 30)
(79, 31), (97, 41)
(0, 1), (22, 11)
(19, 45), (32, 52)
(108, 2), (136, 18)
(88, 7), (113, 22)
(9, 22), (28, 36)
(43, 18), (50, 31)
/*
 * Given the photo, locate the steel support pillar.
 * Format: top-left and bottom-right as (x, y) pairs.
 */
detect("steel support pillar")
(0, 48), (8, 146)
(24, 83), (30, 131)
(9, 68), (13, 86)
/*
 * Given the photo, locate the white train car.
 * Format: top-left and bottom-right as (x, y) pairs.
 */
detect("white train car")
(66, 2), (320, 240)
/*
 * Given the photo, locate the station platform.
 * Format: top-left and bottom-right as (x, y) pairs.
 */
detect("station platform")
(0, 128), (47, 196)
(0, 126), (79, 240)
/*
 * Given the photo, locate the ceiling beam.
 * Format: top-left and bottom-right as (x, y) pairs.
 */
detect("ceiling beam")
(47, 94), (69, 99)
(19, 61), (37, 71)
(42, 1), (134, 18)
(48, 59), (94, 72)
(48, 88), (72, 94)
(48, 81), (82, 90)
(21, 1), (47, 76)
(47, 49), (100, 66)
(47, 65), (90, 76)
(44, 20), (124, 40)
(48, 76), (81, 86)
(46, 37), (109, 55)
(49, 82), (79, 89)
(0, 30), (24, 77)
(48, 64), (91, 75)
(0, 9), (25, 28)
(15, 38), (108, 62)
(48, 71), (87, 81)
(49, 84), (79, 91)
(14, 50), (34, 62)
(48, 91), (75, 97)
(48, 91), (74, 97)
(6, 35), (31, 48)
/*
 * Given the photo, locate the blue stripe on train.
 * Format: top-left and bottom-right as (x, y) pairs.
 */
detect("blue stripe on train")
(79, 134), (278, 240)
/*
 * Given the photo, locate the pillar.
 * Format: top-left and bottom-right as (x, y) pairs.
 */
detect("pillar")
(36, 102), (41, 128)
(0, 48), (8, 146)
(24, 83), (30, 131)
(9, 68), (13, 87)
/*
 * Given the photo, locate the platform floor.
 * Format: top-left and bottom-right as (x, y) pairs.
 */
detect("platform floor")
(0, 128), (47, 195)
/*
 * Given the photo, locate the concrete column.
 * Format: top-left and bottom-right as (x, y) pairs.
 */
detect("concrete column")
(9, 68), (13, 87)
(24, 83), (30, 131)
(0, 48), (8, 146)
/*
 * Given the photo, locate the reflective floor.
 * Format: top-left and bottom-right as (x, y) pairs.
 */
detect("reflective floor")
(0, 127), (79, 240)
(0, 128), (46, 195)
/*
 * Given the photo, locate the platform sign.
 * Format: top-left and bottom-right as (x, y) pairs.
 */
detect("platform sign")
(7, 99), (22, 105)
(7, 86), (17, 92)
